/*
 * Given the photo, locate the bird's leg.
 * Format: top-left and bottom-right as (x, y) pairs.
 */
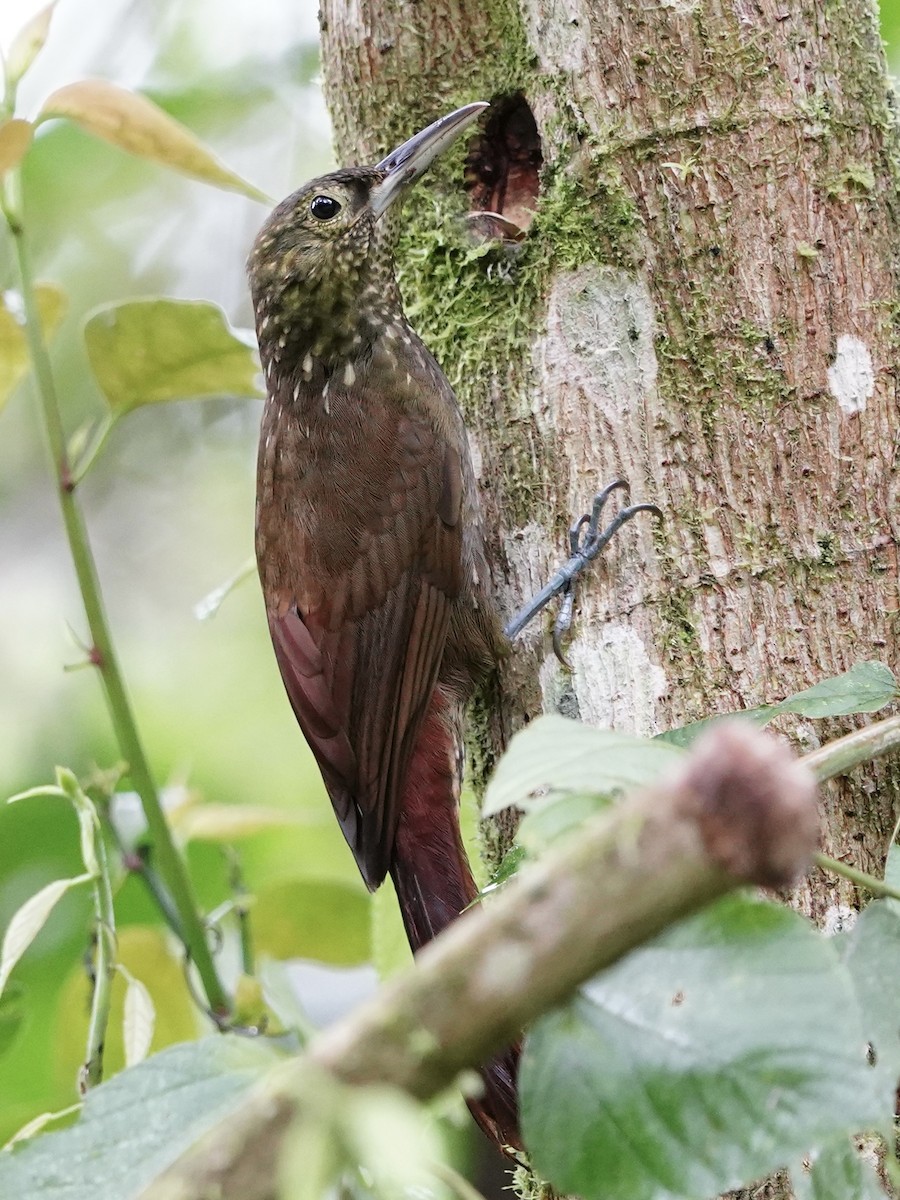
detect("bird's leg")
(504, 479), (663, 666)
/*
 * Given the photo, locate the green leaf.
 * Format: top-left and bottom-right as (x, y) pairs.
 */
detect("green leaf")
(0, 119), (33, 176)
(791, 1136), (890, 1200)
(37, 80), (269, 201)
(120, 968), (155, 1069)
(2, 1104), (81, 1153)
(522, 895), (886, 1200)
(659, 662), (899, 747)
(841, 899), (900, 1085)
(0, 874), (92, 998)
(0, 284), (66, 412)
(767, 662), (898, 719)
(483, 714), (684, 816)
(83, 298), (261, 414)
(6, 3), (56, 86)
(0, 1037), (283, 1198)
(516, 792), (608, 853)
(171, 802), (303, 843)
(252, 879), (371, 966)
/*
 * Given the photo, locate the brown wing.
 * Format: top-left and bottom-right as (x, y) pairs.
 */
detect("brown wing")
(256, 372), (463, 889)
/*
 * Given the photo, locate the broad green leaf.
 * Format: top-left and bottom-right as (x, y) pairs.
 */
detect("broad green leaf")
(0, 284), (66, 411)
(83, 298), (261, 414)
(6, 3), (56, 86)
(0, 873), (92, 997)
(0, 982), (26, 1060)
(791, 1136), (890, 1200)
(120, 969), (155, 1069)
(884, 840), (900, 903)
(37, 80), (268, 201)
(252, 879), (370, 966)
(483, 714), (684, 816)
(766, 661), (898, 719)
(172, 803), (303, 843)
(516, 792), (607, 853)
(0, 1037), (283, 1198)
(660, 662), (898, 747)
(841, 900), (900, 1085)
(522, 895), (886, 1200)
(0, 119), (33, 175)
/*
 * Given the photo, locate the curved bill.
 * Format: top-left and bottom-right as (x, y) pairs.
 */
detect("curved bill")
(369, 101), (489, 219)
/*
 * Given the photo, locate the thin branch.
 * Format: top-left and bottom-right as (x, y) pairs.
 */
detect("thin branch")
(4, 175), (230, 1023)
(801, 713), (900, 784)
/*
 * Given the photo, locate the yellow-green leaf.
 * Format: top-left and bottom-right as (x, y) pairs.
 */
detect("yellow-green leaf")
(120, 968), (156, 1069)
(2, 1103), (81, 1152)
(0, 874), (92, 998)
(172, 803), (304, 843)
(0, 283), (66, 411)
(5, 2), (56, 86)
(0, 119), (33, 175)
(83, 298), (262, 414)
(38, 79), (268, 201)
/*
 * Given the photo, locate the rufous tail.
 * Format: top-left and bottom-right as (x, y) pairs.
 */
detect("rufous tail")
(389, 689), (521, 1154)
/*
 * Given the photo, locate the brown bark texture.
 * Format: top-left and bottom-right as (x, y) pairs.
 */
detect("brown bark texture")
(319, 0), (900, 918)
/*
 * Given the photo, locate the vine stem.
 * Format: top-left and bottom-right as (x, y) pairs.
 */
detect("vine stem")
(801, 713), (900, 903)
(5, 172), (230, 1024)
(81, 828), (116, 1090)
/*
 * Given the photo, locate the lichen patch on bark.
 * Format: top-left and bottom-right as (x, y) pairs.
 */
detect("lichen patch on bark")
(567, 622), (668, 733)
(827, 334), (874, 415)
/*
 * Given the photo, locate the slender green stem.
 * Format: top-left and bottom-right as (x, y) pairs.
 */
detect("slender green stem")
(6, 175), (230, 1023)
(226, 849), (255, 978)
(801, 713), (900, 783)
(802, 714), (900, 901)
(814, 852), (900, 904)
(81, 831), (116, 1091)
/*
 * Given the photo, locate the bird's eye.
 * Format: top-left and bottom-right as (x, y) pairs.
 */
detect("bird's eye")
(310, 195), (342, 220)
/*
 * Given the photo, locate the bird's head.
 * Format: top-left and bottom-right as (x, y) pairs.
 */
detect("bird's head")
(248, 102), (487, 369)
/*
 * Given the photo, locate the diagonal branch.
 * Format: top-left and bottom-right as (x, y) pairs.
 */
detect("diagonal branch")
(145, 722), (819, 1200)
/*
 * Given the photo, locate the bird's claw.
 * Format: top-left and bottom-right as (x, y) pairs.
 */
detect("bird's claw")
(504, 479), (663, 665)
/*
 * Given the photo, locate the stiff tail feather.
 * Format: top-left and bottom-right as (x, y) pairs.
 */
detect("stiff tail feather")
(388, 690), (521, 1154)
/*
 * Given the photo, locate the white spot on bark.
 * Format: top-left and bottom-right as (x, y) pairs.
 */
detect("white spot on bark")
(532, 268), (660, 535)
(822, 904), (856, 936)
(827, 335), (873, 414)
(564, 623), (666, 733)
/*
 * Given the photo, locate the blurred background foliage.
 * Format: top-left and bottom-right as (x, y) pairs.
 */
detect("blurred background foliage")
(0, 0), (899, 1159)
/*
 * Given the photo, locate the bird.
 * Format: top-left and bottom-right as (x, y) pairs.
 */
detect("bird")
(247, 102), (521, 1152)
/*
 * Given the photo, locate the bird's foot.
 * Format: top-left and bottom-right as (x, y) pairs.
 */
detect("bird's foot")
(504, 480), (663, 667)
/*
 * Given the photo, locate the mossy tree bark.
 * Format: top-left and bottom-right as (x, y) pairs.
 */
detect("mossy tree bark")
(319, 0), (900, 921)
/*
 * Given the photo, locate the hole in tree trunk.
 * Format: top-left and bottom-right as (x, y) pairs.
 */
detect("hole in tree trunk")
(464, 94), (542, 243)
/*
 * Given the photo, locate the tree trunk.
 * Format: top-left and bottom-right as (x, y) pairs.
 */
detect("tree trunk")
(319, 0), (900, 985)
